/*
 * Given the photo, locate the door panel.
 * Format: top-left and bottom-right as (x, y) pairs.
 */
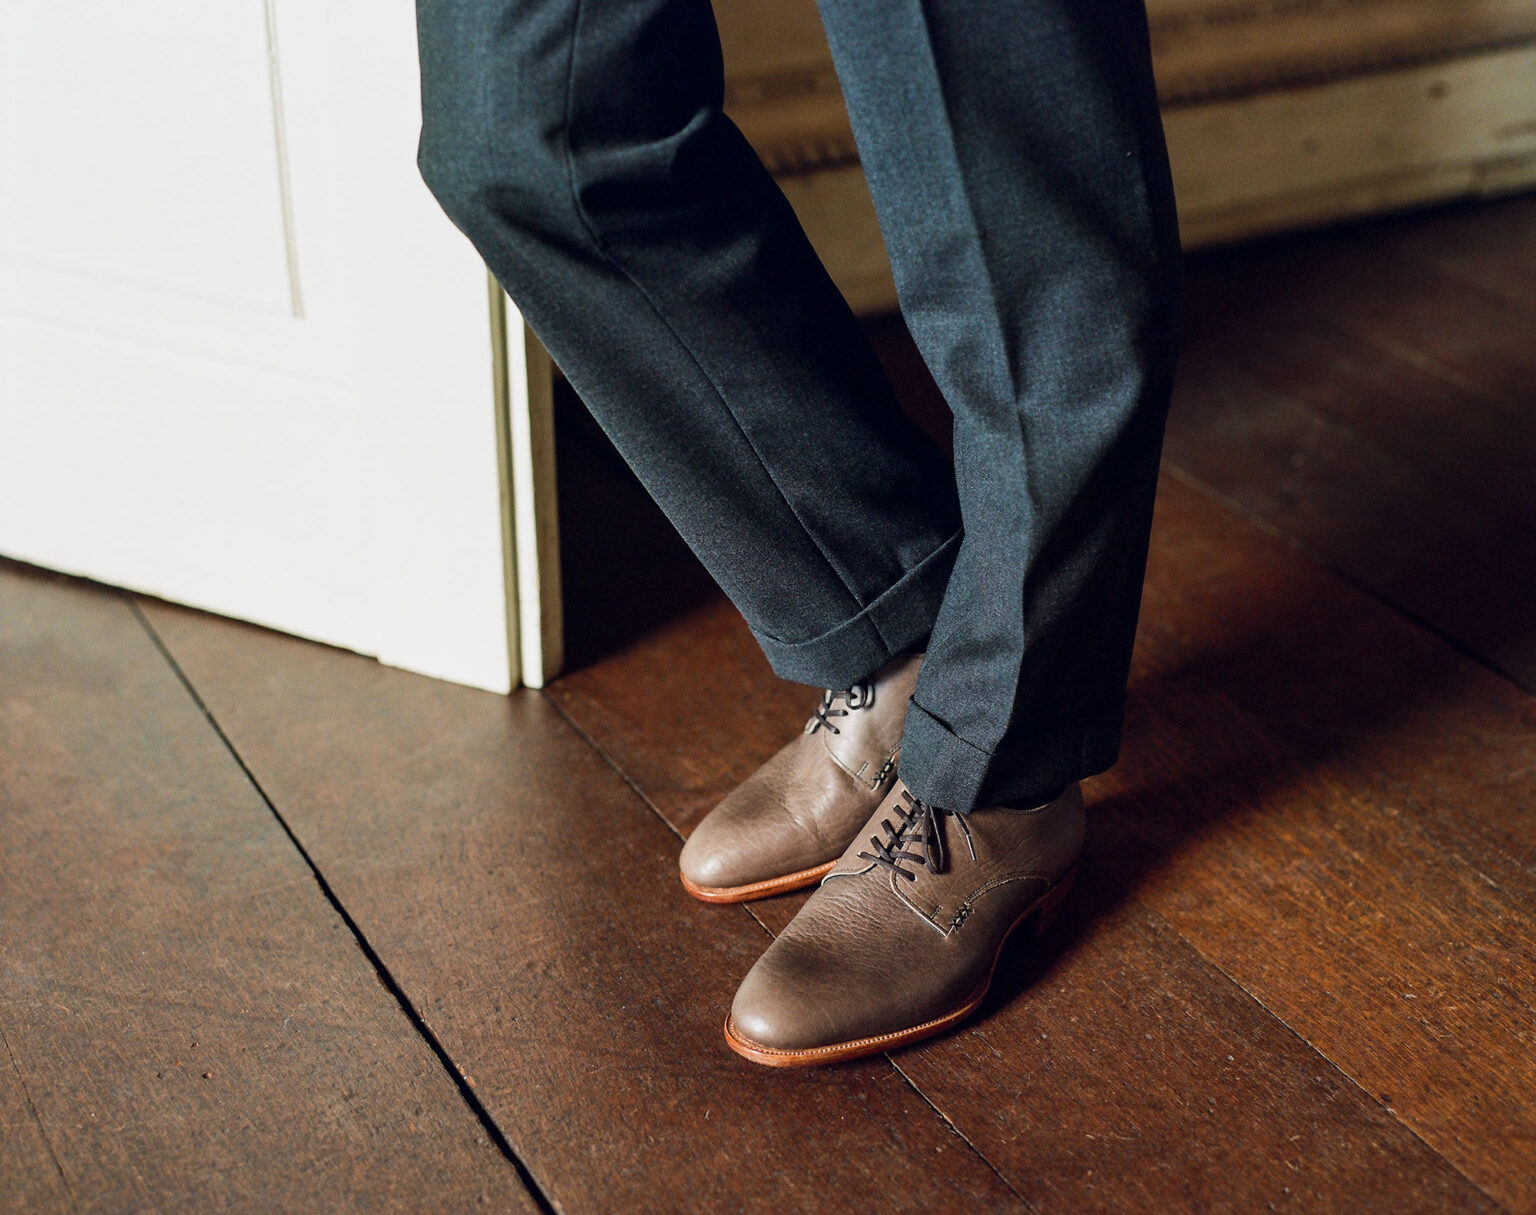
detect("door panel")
(0, 0), (522, 691)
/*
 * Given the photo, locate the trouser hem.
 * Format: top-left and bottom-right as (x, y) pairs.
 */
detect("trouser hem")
(750, 531), (962, 688)
(899, 697), (1125, 813)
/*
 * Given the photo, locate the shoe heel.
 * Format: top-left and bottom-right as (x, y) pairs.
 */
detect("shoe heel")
(1034, 864), (1078, 938)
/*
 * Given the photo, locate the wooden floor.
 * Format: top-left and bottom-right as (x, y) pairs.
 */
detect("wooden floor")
(4, 196), (1534, 1212)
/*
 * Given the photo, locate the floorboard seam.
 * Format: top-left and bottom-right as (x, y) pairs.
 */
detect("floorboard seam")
(1347, 281), (1534, 421)
(541, 691), (688, 847)
(127, 595), (560, 1215)
(1381, 240), (1536, 332)
(543, 689), (1038, 1203)
(1091, 858), (1509, 1212)
(1159, 459), (1535, 697)
(887, 1057), (1034, 1210)
(2, 1022), (78, 1212)
(1207, 960), (1506, 1211)
(541, 692), (782, 944)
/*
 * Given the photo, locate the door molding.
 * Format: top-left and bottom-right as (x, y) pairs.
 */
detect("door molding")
(491, 283), (564, 688)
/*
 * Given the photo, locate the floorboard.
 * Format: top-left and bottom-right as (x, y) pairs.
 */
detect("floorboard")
(1168, 201), (1536, 690)
(547, 569), (1503, 1212)
(1, 1024), (72, 1212)
(898, 861), (1496, 1212)
(6, 186), (1532, 1214)
(544, 195), (1536, 1205)
(1369, 196), (1536, 315)
(1090, 475), (1536, 1209)
(137, 600), (1022, 1212)
(0, 564), (536, 1213)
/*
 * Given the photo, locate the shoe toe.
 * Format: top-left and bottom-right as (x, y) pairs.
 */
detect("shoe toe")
(728, 887), (908, 1053)
(679, 747), (822, 892)
(678, 818), (742, 890)
(729, 940), (846, 1052)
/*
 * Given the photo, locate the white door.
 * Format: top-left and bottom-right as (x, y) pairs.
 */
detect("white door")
(0, 0), (557, 691)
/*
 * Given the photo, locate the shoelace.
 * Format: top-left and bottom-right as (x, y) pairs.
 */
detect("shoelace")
(857, 789), (975, 880)
(806, 682), (873, 735)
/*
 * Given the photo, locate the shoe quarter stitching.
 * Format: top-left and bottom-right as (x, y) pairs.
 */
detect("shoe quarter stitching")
(896, 869), (1054, 937)
(822, 729), (900, 791)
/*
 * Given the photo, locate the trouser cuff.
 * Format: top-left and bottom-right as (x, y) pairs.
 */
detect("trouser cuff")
(899, 697), (1125, 813)
(750, 531), (961, 689)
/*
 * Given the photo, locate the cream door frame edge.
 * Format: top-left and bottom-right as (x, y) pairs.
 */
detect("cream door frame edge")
(491, 277), (564, 688)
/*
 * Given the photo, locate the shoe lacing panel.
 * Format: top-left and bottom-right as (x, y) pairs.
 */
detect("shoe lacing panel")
(806, 682), (872, 735)
(857, 789), (975, 880)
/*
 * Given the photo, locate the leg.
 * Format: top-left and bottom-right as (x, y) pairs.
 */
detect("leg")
(728, 0), (1182, 1064)
(414, 0), (961, 690)
(819, 0), (1183, 811)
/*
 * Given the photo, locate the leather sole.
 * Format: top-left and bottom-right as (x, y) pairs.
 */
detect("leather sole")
(680, 859), (837, 904)
(722, 864), (1078, 1066)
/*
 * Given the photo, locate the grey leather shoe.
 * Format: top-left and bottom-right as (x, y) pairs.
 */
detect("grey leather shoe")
(724, 778), (1084, 1066)
(679, 654), (921, 903)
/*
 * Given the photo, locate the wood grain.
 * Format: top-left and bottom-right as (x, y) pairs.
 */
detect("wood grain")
(1163, 45), (1536, 248)
(13, 174), (1529, 1213)
(0, 1024), (72, 1212)
(545, 217), (1536, 1204)
(545, 414), (1526, 1212)
(1370, 193), (1536, 316)
(1145, 0), (1536, 105)
(547, 578), (1504, 1212)
(1092, 476), (1536, 1209)
(138, 597), (1023, 1212)
(1167, 207), (1536, 691)
(901, 862), (1498, 1213)
(0, 562), (536, 1213)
